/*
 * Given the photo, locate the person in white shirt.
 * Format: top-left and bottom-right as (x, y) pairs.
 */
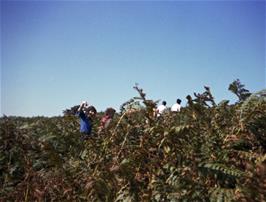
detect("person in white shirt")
(171, 99), (181, 112)
(156, 101), (167, 117)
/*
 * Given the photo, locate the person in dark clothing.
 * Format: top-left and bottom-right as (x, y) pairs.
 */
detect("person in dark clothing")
(76, 101), (97, 140)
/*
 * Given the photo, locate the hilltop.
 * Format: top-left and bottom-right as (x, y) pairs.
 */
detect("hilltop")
(1, 82), (266, 201)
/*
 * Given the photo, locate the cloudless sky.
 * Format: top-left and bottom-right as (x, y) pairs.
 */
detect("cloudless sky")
(1, 0), (265, 117)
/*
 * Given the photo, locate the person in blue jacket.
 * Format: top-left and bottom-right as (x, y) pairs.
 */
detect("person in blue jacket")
(76, 101), (97, 140)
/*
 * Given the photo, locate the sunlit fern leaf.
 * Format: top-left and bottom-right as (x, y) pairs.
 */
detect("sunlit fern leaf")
(209, 187), (235, 202)
(255, 154), (266, 164)
(115, 184), (137, 202)
(166, 166), (179, 188)
(148, 175), (168, 202)
(234, 150), (258, 162)
(166, 192), (181, 202)
(170, 125), (192, 134)
(240, 89), (266, 121)
(242, 89), (266, 104)
(199, 163), (244, 178)
(199, 162), (244, 189)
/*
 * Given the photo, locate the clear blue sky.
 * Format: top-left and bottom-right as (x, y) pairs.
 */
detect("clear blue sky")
(1, 0), (265, 117)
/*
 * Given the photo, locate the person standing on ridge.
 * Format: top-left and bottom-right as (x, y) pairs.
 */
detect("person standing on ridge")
(156, 101), (167, 117)
(171, 99), (182, 112)
(98, 107), (116, 132)
(76, 101), (97, 140)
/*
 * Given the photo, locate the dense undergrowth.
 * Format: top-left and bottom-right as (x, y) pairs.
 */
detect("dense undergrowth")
(1, 80), (266, 201)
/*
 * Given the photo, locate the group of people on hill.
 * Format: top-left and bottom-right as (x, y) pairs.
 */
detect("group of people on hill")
(76, 101), (115, 140)
(156, 99), (182, 117)
(76, 98), (181, 140)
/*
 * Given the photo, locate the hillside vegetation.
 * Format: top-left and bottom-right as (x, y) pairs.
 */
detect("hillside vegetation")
(1, 80), (266, 201)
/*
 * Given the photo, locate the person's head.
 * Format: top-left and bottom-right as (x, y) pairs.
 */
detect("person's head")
(162, 101), (167, 106)
(105, 107), (116, 118)
(84, 105), (97, 117)
(176, 99), (181, 104)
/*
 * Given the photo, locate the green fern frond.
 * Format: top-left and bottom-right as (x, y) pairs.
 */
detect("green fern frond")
(230, 139), (253, 151)
(114, 184), (132, 202)
(240, 89), (266, 121)
(170, 125), (192, 134)
(233, 150), (258, 162)
(255, 154), (266, 164)
(209, 187), (235, 202)
(199, 162), (244, 178)
(242, 89), (266, 104)
(166, 166), (179, 188)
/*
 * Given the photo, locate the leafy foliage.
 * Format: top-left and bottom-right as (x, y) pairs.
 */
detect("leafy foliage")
(228, 79), (251, 102)
(1, 81), (265, 201)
